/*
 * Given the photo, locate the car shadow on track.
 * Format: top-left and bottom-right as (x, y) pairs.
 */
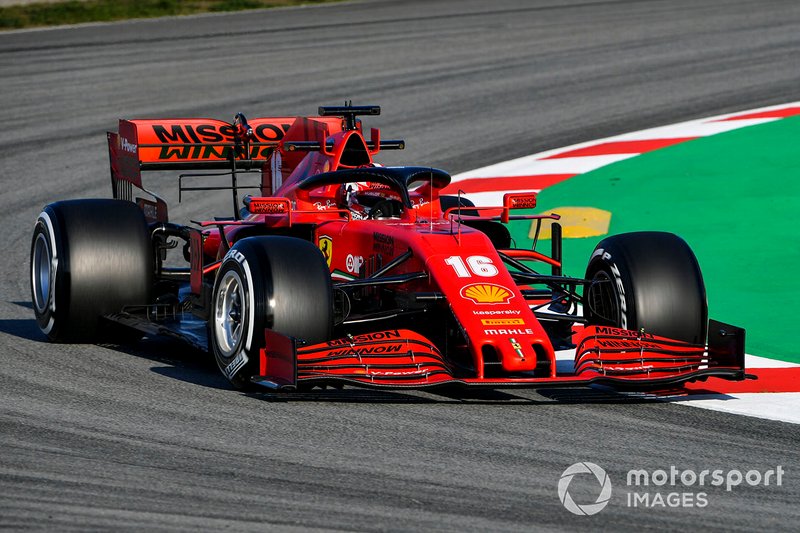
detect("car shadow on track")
(0, 307), (690, 405)
(245, 385), (673, 405)
(0, 309), (232, 392)
(118, 337), (234, 391)
(0, 317), (44, 341)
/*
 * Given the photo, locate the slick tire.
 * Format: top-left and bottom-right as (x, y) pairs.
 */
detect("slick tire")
(210, 236), (333, 389)
(583, 231), (707, 344)
(30, 199), (153, 342)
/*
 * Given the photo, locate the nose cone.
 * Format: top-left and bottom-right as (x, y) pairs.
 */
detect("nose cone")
(488, 332), (548, 373)
(480, 327), (553, 375)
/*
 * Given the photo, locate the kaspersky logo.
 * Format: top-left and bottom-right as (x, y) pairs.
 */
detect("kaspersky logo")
(460, 283), (514, 304)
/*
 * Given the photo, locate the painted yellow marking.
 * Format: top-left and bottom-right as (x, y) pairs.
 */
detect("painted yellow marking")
(529, 207), (611, 239)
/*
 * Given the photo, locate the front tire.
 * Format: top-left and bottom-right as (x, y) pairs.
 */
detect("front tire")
(210, 236), (333, 389)
(30, 199), (153, 341)
(583, 231), (707, 344)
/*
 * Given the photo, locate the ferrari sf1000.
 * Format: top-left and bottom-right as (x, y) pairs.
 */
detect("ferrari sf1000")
(30, 105), (747, 392)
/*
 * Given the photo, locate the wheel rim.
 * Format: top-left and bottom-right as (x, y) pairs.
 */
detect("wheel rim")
(586, 270), (620, 326)
(214, 270), (246, 357)
(32, 232), (52, 314)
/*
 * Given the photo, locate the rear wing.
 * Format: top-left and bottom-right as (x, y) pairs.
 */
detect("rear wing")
(108, 116), (296, 186)
(107, 115), (342, 222)
(107, 106), (405, 223)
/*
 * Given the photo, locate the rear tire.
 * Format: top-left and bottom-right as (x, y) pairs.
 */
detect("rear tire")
(30, 199), (153, 341)
(583, 231), (707, 344)
(210, 236), (333, 389)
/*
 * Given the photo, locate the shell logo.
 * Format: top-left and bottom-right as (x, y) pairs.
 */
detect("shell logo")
(460, 283), (514, 305)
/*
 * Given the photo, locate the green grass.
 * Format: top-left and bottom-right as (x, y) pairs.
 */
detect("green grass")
(0, 0), (338, 30)
(508, 115), (800, 362)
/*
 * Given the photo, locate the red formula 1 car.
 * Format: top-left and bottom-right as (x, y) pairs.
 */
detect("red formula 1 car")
(30, 105), (747, 392)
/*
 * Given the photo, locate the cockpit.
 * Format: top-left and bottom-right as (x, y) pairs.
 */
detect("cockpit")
(294, 166), (451, 220)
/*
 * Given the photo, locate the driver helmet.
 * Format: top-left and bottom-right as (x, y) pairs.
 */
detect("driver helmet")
(345, 184), (372, 219)
(339, 182), (391, 219)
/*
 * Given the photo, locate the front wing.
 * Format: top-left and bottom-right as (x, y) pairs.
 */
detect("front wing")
(251, 321), (747, 391)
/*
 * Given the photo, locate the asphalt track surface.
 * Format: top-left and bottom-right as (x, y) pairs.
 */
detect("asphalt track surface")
(1, 0), (799, 530)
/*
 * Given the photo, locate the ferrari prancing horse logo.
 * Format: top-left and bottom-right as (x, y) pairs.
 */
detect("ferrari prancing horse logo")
(318, 235), (332, 267)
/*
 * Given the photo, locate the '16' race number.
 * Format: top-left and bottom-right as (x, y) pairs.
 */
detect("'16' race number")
(444, 255), (498, 278)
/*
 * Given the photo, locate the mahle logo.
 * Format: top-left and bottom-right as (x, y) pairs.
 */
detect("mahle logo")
(558, 462), (613, 516)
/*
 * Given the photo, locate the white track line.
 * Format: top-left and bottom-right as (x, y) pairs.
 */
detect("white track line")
(452, 102), (800, 205)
